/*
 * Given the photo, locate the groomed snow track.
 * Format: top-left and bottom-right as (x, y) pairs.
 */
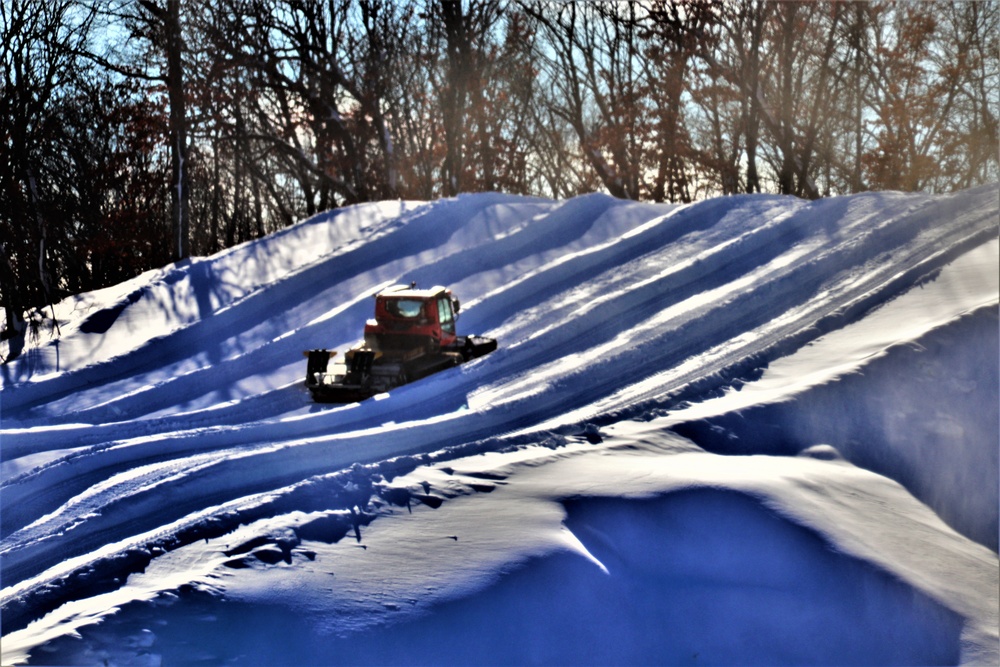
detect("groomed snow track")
(2, 187), (997, 643)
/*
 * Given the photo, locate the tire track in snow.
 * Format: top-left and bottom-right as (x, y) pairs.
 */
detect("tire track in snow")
(2, 196), (551, 419)
(1, 190), (992, 540)
(0, 196), (776, 532)
(1, 197), (664, 474)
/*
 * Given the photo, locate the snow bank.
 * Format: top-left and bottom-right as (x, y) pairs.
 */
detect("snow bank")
(670, 238), (1000, 549)
(2, 186), (997, 664)
(12, 435), (993, 666)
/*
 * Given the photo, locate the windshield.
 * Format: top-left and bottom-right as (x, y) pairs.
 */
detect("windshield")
(385, 299), (424, 319)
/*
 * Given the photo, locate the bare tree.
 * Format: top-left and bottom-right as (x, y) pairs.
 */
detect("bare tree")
(640, 0), (717, 203)
(94, 0), (194, 260)
(524, 1), (636, 199)
(423, 0), (505, 196)
(3, 0), (998, 348)
(1, 0), (99, 344)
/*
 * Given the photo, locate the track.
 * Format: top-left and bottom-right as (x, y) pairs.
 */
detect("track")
(2, 186), (997, 636)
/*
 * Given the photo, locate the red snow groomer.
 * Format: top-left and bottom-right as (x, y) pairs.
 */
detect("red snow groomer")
(304, 283), (497, 403)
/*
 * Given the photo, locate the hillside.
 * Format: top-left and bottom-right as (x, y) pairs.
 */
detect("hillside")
(2, 187), (998, 665)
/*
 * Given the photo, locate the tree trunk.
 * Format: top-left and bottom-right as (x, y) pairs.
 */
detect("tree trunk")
(164, 0), (190, 261)
(440, 0), (469, 196)
(776, 3), (797, 195)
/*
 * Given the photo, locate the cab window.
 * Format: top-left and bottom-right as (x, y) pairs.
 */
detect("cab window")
(387, 299), (424, 319)
(437, 297), (455, 334)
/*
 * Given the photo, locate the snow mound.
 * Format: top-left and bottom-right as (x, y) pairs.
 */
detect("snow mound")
(2, 186), (997, 665)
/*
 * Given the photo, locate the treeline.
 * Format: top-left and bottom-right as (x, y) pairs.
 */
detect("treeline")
(2, 0), (997, 343)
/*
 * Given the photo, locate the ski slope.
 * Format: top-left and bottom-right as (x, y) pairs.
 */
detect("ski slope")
(2, 187), (997, 665)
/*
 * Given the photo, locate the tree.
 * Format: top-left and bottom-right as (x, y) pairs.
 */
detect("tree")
(59, 75), (171, 291)
(3, 0), (997, 353)
(423, 0), (506, 196)
(640, 0), (717, 203)
(1, 0), (99, 343)
(525, 0), (639, 200)
(102, 0), (193, 261)
(862, 1), (998, 192)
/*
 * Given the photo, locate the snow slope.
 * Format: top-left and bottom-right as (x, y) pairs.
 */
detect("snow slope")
(1, 186), (997, 665)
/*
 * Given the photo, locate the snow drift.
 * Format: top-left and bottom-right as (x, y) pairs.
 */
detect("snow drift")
(1, 186), (997, 665)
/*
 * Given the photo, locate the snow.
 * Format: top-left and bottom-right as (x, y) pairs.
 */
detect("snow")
(1, 186), (997, 665)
